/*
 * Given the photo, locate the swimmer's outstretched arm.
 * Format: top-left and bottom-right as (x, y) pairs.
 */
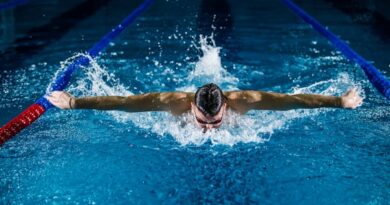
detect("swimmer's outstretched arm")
(45, 91), (192, 114)
(225, 88), (363, 113)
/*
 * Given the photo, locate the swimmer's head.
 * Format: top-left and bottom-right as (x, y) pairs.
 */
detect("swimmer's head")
(191, 83), (227, 132)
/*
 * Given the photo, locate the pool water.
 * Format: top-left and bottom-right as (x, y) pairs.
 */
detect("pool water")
(1, 0), (389, 204)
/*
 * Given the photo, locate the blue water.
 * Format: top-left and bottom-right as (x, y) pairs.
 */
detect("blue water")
(1, 0), (389, 204)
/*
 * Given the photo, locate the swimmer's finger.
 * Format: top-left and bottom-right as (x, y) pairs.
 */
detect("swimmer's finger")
(46, 95), (63, 107)
(357, 97), (363, 107)
(343, 88), (353, 97)
(63, 92), (71, 98)
(44, 95), (54, 102)
(345, 87), (360, 100)
(45, 95), (58, 105)
(350, 89), (356, 96)
(50, 91), (63, 98)
(350, 96), (363, 109)
(353, 88), (360, 97)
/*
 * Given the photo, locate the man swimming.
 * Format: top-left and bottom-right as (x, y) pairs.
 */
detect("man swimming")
(45, 83), (363, 132)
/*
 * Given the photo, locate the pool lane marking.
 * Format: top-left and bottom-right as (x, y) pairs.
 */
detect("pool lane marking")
(282, 0), (390, 100)
(0, 0), (28, 10)
(0, 0), (155, 145)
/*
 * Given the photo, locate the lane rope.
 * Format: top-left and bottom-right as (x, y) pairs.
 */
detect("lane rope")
(0, 0), (28, 10)
(282, 0), (390, 100)
(0, 0), (155, 145)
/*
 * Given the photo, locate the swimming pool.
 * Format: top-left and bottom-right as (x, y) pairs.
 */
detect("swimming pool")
(1, 0), (389, 204)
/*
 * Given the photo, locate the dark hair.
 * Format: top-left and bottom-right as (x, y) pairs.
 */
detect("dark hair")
(194, 83), (226, 116)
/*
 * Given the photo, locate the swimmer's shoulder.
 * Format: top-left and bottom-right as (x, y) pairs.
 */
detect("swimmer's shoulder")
(224, 90), (264, 114)
(224, 90), (265, 101)
(158, 92), (194, 103)
(159, 92), (194, 116)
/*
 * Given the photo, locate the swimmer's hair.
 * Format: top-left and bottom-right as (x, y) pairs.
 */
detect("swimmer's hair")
(194, 83), (226, 116)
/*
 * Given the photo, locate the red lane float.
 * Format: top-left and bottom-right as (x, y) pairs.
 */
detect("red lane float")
(0, 0), (155, 145)
(0, 104), (46, 145)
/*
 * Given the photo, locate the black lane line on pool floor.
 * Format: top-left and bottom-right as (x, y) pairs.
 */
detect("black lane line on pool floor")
(325, 0), (390, 42)
(0, 0), (112, 70)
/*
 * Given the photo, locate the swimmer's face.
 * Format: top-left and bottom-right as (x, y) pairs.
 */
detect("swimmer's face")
(191, 102), (227, 133)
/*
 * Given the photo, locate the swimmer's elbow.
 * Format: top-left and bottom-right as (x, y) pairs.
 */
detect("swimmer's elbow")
(122, 93), (171, 112)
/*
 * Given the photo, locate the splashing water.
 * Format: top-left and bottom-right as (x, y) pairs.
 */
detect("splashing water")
(50, 36), (362, 146)
(47, 54), (131, 97)
(179, 35), (238, 92)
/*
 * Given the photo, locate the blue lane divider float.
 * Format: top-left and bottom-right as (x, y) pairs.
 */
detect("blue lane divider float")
(0, 0), (155, 145)
(282, 0), (390, 100)
(0, 0), (29, 10)
(45, 0), (155, 108)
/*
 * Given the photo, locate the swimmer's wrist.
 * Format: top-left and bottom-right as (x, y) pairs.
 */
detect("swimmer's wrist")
(337, 96), (344, 108)
(69, 97), (76, 109)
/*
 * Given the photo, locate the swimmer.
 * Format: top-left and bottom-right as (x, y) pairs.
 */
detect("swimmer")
(45, 83), (363, 132)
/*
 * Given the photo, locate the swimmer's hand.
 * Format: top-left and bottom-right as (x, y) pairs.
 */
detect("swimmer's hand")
(45, 91), (75, 109)
(341, 88), (363, 109)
